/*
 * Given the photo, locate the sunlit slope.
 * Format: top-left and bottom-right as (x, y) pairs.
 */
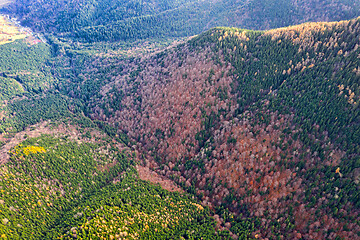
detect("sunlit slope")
(78, 18), (360, 239)
(0, 15), (26, 45)
(0, 127), (223, 239)
(0, 39), (53, 101)
(0, 39), (61, 134)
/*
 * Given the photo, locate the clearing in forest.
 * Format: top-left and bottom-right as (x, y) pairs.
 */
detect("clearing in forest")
(0, 15), (26, 45)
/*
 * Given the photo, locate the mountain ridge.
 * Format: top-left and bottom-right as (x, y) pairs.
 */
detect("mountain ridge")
(0, 2), (359, 239)
(3, 0), (360, 42)
(76, 18), (360, 239)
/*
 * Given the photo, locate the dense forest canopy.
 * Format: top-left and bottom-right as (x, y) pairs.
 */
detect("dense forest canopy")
(2, 0), (360, 42)
(73, 18), (360, 239)
(0, 0), (359, 239)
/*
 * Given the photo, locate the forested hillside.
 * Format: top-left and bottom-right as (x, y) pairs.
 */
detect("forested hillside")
(66, 18), (360, 239)
(0, 40), (71, 136)
(3, 0), (360, 42)
(0, 0), (360, 239)
(0, 121), (223, 239)
(0, 40), (53, 100)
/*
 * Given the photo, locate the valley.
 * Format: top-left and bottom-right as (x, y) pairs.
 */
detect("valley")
(0, 0), (359, 239)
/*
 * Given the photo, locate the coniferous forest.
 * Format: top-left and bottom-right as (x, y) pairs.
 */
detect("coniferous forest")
(0, 0), (360, 239)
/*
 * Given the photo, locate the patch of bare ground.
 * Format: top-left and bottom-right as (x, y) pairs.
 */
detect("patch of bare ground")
(0, 120), (106, 165)
(136, 164), (237, 237)
(136, 165), (184, 193)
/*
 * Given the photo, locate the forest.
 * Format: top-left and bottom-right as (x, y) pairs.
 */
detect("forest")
(2, 0), (360, 42)
(0, 127), (229, 239)
(69, 18), (360, 239)
(0, 0), (359, 239)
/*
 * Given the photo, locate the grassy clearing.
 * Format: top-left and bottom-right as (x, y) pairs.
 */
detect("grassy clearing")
(0, 15), (26, 45)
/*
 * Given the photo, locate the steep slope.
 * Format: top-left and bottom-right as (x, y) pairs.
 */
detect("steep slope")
(82, 18), (360, 239)
(0, 39), (71, 136)
(2, 0), (196, 34)
(0, 2), (360, 239)
(0, 40), (53, 100)
(3, 0), (360, 42)
(0, 120), (224, 239)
